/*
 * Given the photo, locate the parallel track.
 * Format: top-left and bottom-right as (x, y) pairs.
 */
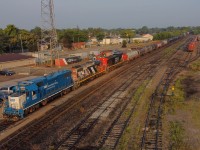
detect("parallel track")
(55, 39), (185, 149)
(56, 61), (156, 149)
(140, 44), (198, 149)
(0, 38), (185, 150)
(0, 46), (165, 150)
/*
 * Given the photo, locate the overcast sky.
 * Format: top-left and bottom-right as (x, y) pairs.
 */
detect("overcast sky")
(0, 0), (199, 30)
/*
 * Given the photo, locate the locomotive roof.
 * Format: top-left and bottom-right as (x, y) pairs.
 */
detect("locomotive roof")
(19, 81), (34, 86)
(19, 70), (71, 85)
(18, 81), (38, 91)
(30, 76), (46, 83)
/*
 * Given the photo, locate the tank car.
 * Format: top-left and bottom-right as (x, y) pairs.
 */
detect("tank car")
(123, 50), (140, 61)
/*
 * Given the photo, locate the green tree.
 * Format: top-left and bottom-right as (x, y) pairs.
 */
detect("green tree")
(4, 24), (19, 36)
(122, 40), (127, 48)
(4, 24), (19, 50)
(61, 32), (73, 49)
(19, 29), (38, 51)
(96, 33), (104, 41)
(137, 26), (149, 34)
(120, 29), (135, 38)
(0, 33), (10, 53)
(30, 26), (41, 39)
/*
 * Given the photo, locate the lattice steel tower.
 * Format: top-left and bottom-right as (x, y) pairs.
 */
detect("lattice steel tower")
(41, 0), (57, 50)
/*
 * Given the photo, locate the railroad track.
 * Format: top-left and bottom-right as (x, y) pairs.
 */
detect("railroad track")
(55, 62), (156, 150)
(0, 46), (165, 150)
(0, 120), (14, 133)
(95, 58), (165, 150)
(53, 40), (183, 149)
(0, 38), (186, 150)
(140, 47), (195, 150)
(97, 76), (150, 149)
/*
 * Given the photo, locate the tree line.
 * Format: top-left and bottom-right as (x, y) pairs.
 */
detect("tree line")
(0, 25), (200, 53)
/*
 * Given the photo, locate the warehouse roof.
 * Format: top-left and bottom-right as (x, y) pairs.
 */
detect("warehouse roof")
(0, 53), (34, 62)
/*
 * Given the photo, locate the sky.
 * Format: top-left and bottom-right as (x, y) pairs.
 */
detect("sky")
(0, 0), (199, 30)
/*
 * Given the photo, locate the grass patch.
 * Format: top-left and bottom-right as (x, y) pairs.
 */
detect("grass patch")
(133, 80), (149, 101)
(164, 71), (200, 149)
(171, 78), (185, 102)
(117, 80), (150, 150)
(189, 58), (200, 71)
(166, 77), (186, 114)
(187, 101), (200, 128)
(169, 121), (185, 150)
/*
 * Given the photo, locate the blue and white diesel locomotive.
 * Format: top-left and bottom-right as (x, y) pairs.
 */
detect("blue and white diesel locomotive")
(3, 70), (73, 120)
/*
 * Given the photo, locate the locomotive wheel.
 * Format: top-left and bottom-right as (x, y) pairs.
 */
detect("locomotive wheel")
(41, 100), (48, 106)
(74, 82), (80, 89)
(63, 90), (68, 95)
(35, 104), (40, 109)
(13, 116), (20, 122)
(24, 109), (29, 115)
(71, 86), (75, 91)
(3, 114), (8, 120)
(29, 107), (35, 113)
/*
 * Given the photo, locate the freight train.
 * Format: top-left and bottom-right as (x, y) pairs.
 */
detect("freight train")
(3, 35), (183, 120)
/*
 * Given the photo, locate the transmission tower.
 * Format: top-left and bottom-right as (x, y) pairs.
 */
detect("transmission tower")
(41, 0), (58, 50)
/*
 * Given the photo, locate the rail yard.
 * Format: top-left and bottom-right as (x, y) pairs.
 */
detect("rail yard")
(0, 34), (199, 150)
(1, 1), (200, 150)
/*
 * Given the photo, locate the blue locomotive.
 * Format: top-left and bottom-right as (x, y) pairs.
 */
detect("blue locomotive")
(3, 70), (73, 120)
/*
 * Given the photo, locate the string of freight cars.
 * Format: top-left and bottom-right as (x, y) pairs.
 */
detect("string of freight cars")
(2, 35), (188, 121)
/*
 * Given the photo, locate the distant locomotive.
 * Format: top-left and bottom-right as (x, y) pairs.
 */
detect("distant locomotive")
(188, 36), (198, 52)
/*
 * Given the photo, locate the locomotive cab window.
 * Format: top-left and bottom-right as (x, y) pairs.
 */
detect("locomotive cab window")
(32, 91), (36, 96)
(36, 81), (44, 87)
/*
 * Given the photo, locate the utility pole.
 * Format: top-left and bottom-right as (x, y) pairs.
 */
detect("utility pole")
(41, 0), (58, 66)
(20, 34), (24, 53)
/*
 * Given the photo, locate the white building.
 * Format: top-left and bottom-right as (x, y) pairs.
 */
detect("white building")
(90, 37), (98, 44)
(131, 34), (153, 43)
(100, 37), (122, 45)
(142, 34), (153, 41)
